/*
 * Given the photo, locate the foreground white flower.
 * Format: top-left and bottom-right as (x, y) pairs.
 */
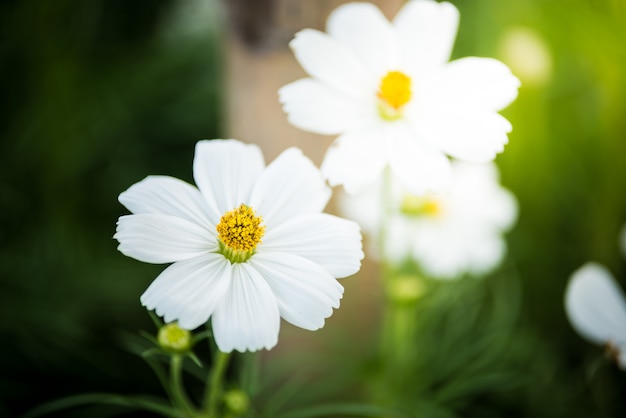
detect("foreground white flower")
(279, 0), (520, 195)
(565, 262), (626, 370)
(114, 139), (363, 353)
(338, 162), (517, 279)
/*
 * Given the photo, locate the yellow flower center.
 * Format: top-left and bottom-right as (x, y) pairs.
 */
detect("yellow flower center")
(377, 70), (412, 120)
(216, 204), (265, 263)
(401, 194), (442, 218)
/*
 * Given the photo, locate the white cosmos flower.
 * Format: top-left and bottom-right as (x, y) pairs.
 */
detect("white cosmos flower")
(565, 262), (626, 370)
(338, 162), (517, 279)
(279, 0), (520, 195)
(114, 139), (364, 353)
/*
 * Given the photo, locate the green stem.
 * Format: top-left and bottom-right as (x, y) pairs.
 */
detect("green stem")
(203, 350), (232, 418)
(170, 355), (197, 417)
(378, 167), (396, 357)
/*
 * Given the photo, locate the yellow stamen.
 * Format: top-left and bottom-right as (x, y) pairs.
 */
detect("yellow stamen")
(401, 194), (442, 218)
(216, 204), (265, 263)
(377, 70), (412, 118)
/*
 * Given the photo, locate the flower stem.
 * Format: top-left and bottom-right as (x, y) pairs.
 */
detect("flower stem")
(203, 350), (232, 418)
(170, 354), (197, 417)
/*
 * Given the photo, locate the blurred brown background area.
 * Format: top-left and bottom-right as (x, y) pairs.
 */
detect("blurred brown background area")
(221, 0), (404, 373)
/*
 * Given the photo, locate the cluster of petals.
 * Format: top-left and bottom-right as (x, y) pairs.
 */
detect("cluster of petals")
(279, 0), (520, 195)
(114, 139), (363, 353)
(565, 229), (626, 369)
(338, 162), (518, 279)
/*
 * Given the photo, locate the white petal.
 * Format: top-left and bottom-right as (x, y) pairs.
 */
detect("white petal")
(565, 262), (626, 346)
(448, 161), (518, 230)
(114, 214), (214, 264)
(249, 252), (343, 331)
(464, 232), (507, 277)
(279, 78), (374, 135)
(433, 57), (520, 111)
(261, 213), (363, 278)
(321, 130), (388, 195)
(250, 148), (331, 228)
(387, 124), (452, 195)
(394, 0), (460, 75)
(212, 263), (280, 353)
(422, 108), (512, 162)
(119, 175), (216, 229)
(289, 29), (374, 98)
(335, 185), (382, 238)
(326, 2), (398, 76)
(385, 216), (416, 264)
(140, 254), (231, 329)
(193, 139), (265, 215)
(409, 220), (504, 279)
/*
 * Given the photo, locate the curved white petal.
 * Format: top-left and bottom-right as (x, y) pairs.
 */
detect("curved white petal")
(387, 124), (452, 195)
(321, 130), (388, 195)
(464, 232), (506, 277)
(289, 29), (374, 99)
(448, 161), (518, 230)
(262, 213), (363, 278)
(394, 0), (460, 76)
(212, 263), (280, 353)
(421, 108), (512, 162)
(385, 216), (416, 263)
(193, 140), (265, 215)
(249, 252), (343, 331)
(409, 220), (503, 279)
(250, 148), (331, 228)
(114, 214), (214, 264)
(119, 175), (216, 229)
(326, 2), (398, 76)
(565, 262), (626, 346)
(279, 78), (374, 135)
(335, 185), (382, 238)
(433, 57), (520, 111)
(140, 254), (231, 329)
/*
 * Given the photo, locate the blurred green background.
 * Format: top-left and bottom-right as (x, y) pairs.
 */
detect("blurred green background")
(1, 0), (625, 417)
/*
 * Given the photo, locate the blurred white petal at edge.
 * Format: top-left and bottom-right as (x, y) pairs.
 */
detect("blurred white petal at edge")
(565, 262), (626, 349)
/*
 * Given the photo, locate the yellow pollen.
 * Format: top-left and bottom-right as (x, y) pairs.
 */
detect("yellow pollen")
(401, 194), (442, 218)
(378, 70), (412, 110)
(216, 204), (265, 252)
(422, 199), (442, 217)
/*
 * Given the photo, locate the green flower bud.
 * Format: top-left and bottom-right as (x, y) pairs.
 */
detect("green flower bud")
(157, 322), (192, 353)
(223, 389), (249, 415)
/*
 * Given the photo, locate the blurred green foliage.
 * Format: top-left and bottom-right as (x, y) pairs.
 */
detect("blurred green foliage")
(0, 0), (222, 416)
(1, 0), (625, 417)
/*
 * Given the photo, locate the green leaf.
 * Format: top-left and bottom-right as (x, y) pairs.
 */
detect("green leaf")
(278, 402), (408, 418)
(22, 393), (181, 418)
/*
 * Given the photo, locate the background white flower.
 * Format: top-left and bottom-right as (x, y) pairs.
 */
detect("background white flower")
(564, 262), (626, 370)
(338, 162), (517, 279)
(114, 139), (363, 353)
(279, 0), (520, 195)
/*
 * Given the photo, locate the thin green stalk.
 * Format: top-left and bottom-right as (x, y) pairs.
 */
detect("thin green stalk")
(378, 166), (397, 358)
(203, 350), (232, 418)
(170, 354), (198, 417)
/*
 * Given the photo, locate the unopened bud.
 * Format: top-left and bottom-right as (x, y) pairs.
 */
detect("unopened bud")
(223, 389), (249, 415)
(158, 322), (192, 353)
